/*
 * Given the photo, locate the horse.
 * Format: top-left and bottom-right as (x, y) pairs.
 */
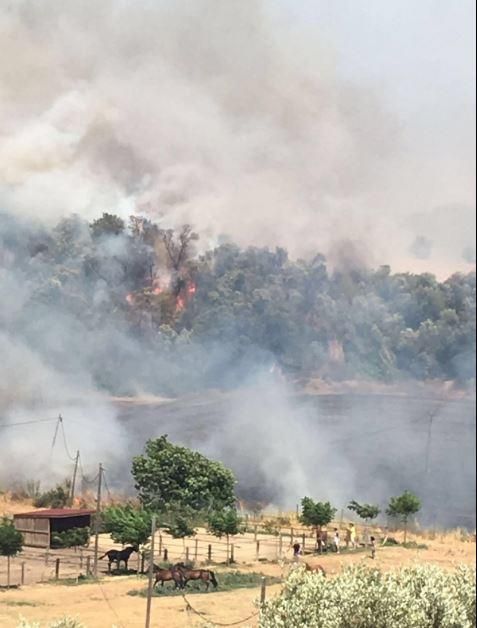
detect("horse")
(304, 562), (326, 577)
(173, 563), (218, 591)
(153, 565), (184, 589)
(99, 545), (138, 572)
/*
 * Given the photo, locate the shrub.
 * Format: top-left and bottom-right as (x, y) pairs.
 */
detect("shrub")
(16, 618), (85, 628)
(33, 484), (70, 509)
(50, 527), (90, 549)
(259, 564), (476, 628)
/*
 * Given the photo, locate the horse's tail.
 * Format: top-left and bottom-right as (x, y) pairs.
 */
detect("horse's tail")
(98, 552), (108, 560)
(209, 570), (218, 588)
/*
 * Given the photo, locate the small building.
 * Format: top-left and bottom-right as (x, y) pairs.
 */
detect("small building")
(13, 509), (95, 549)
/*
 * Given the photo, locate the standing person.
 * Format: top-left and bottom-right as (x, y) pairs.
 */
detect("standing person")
(350, 523), (357, 549)
(321, 528), (328, 553)
(370, 536), (376, 560)
(345, 525), (352, 549)
(333, 529), (340, 554)
(316, 529), (322, 554)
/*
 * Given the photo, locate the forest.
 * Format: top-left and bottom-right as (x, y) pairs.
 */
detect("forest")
(1, 211), (475, 395)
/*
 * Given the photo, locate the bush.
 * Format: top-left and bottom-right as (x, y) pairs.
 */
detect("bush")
(33, 484), (70, 509)
(259, 564), (476, 628)
(50, 527), (90, 549)
(17, 618), (85, 628)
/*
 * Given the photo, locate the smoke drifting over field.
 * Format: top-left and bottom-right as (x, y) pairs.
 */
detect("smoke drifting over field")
(0, 0), (475, 273)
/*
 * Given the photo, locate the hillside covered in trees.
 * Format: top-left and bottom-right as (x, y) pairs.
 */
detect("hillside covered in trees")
(1, 211), (475, 395)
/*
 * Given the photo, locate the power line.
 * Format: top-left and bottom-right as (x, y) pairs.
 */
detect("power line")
(0, 418), (57, 429)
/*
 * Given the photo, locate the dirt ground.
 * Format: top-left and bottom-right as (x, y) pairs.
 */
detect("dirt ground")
(1, 496), (475, 627)
(1, 539), (475, 628)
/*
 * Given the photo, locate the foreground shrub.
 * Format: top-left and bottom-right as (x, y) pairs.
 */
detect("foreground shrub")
(17, 618), (85, 628)
(259, 564), (476, 628)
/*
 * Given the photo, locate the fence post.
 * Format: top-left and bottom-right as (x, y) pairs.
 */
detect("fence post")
(256, 541), (260, 561)
(254, 525), (258, 542)
(260, 577), (267, 605)
(194, 538), (198, 562)
(140, 553), (145, 574)
(207, 544), (212, 564)
(302, 533), (306, 552)
(230, 544), (235, 564)
(279, 534), (283, 558)
(79, 548), (84, 570)
(163, 548), (168, 562)
(185, 547), (190, 562)
(158, 534), (163, 557)
(55, 558), (60, 581)
(21, 562), (25, 585)
(86, 556), (91, 576)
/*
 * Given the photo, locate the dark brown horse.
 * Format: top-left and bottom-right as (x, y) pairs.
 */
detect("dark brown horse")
(99, 545), (138, 572)
(153, 565), (184, 589)
(174, 563), (218, 591)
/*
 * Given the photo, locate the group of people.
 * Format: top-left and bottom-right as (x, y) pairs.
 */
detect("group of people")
(292, 523), (377, 559)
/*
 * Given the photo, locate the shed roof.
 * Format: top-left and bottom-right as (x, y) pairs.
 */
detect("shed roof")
(13, 509), (95, 519)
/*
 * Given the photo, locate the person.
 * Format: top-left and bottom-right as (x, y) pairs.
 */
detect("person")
(333, 529), (340, 554)
(370, 536), (376, 560)
(321, 528), (328, 552)
(345, 525), (351, 549)
(292, 542), (302, 560)
(350, 523), (357, 549)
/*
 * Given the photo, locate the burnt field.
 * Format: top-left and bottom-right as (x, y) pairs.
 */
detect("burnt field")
(113, 390), (476, 529)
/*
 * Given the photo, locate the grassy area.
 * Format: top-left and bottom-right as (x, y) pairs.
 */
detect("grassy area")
(128, 571), (282, 597)
(2, 600), (40, 607)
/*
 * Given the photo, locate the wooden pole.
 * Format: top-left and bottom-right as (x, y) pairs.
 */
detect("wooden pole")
(145, 514), (157, 628)
(185, 547), (190, 563)
(194, 538), (198, 562)
(279, 534), (283, 558)
(207, 544), (212, 563)
(256, 540), (260, 561)
(21, 561), (25, 585)
(302, 533), (306, 552)
(93, 463), (103, 577)
(230, 544), (235, 564)
(86, 556), (91, 576)
(55, 558), (60, 580)
(260, 577), (266, 605)
(70, 450), (80, 506)
(163, 548), (168, 562)
(254, 525), (258, 542)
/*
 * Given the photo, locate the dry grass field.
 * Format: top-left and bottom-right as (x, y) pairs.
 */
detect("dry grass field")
(1, 496), (475, 628)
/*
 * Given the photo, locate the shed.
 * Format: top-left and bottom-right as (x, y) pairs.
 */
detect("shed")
(13, 509), (95, 548)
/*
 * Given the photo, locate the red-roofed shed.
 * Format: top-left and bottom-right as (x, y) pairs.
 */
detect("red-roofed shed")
(13, 509), (94, 548)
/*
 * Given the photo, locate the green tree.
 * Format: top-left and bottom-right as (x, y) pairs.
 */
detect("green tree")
(0, 517), (23, 587)
(299, 497), (336, 535)
(102, 505), (152, 548)
(90, 213), (125, 238)
(132, 435), (236, 513)
(347, 500), (380, 523)
(386, 491), (421, 542)
(208, 508), (245, 563)
(348, 500), (380, 543)
(161, 504), (198, 540)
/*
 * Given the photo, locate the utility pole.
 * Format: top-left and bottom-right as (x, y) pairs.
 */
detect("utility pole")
(145, 514), (157, 628)
(70, 450), (80, 506)
(93, 463), (103, 577)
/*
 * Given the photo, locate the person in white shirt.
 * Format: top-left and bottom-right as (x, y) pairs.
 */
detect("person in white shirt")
(333, 528), (340, 554)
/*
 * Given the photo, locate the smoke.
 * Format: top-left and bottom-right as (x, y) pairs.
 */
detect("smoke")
(0, 0), (474, 275)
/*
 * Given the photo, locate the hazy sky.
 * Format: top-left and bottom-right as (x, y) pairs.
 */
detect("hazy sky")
(0, 0), (475, 276)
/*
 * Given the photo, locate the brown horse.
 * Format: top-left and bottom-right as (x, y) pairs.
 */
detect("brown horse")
(153, 565), (184, 589)
(174, 563), (218, 591)
(305, 562), (326, 576)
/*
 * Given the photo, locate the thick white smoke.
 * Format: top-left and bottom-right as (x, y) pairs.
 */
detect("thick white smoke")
(0, 0), (474, 275)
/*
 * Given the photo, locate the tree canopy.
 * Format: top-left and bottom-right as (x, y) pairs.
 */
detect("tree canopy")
(386, 491), (421, 541)
(348, 500), (380, 522)
(132, 435), (236, 513)
(299, 497), (336, 529)
(0, 517), (23, 557)
(1, 210), (475, 396)
(102, 505), (152, 547)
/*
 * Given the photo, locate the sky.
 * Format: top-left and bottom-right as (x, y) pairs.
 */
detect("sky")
(0, 0), (475, 277)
